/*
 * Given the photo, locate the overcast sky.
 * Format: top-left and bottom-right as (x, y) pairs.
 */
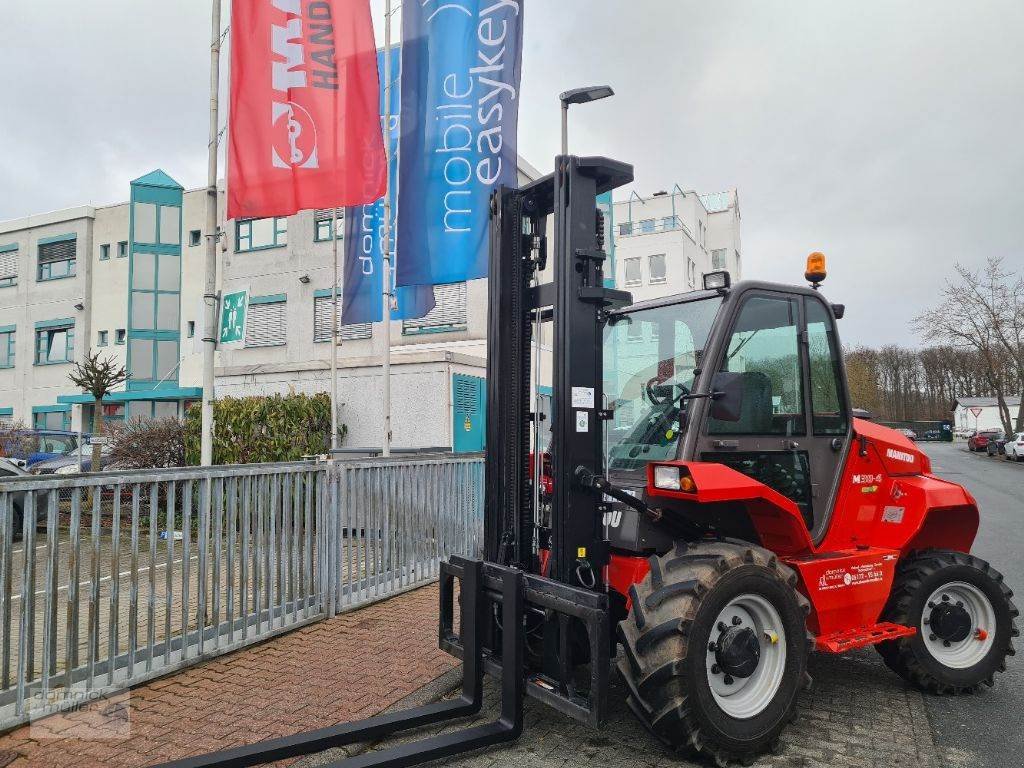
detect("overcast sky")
(2, 1), (1021, 347)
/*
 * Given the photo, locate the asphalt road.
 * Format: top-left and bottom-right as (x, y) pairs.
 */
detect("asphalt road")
(918, 441), (1024, 768)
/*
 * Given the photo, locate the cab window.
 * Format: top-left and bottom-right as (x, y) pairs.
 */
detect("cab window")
(707, 295), (805, 436)
(806, 299), (848, 435)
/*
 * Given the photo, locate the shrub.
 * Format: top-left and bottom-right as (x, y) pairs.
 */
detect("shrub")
(183, 392), (338, 465)
(110, 417), (186, 469)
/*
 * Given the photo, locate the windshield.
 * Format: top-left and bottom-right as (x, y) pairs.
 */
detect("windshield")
(604, 297), (722, 472)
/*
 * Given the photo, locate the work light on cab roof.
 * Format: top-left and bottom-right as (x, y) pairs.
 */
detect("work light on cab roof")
(805, 251), (827, 287)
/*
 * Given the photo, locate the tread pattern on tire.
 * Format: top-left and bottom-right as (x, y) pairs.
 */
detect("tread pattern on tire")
(618, 539), (812, 767)
(877, 548), (1019, 693)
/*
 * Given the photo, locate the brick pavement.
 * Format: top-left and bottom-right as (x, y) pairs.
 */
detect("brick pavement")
(345, 649), (947, 768)
(0, 584), (457, 768)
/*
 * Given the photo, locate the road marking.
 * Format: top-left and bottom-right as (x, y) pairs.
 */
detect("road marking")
(10, 554), (201, 602)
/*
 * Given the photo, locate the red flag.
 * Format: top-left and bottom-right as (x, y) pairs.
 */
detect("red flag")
(228, 0), (386, 219)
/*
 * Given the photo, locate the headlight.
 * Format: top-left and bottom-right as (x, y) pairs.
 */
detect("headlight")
(653, 465), (681, 490)
(55, 464), (79, 475)
(652, 464), (697, 492)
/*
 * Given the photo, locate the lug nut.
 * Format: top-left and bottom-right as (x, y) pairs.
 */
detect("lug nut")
(929, 634), (937, 641)
(723, 675), (734, 685)
(711, 664), (721, 674)
(942, 594), (950, 602)
(956, 601), (963, 608)
(943, 640), (951, 648)
(708, 642), (717, 653)
(928, 601), (936, 609)
(718, 622), (728, 632)
(732, 616), (742, 626)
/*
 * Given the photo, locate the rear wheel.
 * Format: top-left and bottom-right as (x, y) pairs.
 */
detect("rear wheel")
(877, 550), (1018, 693)
(618, 540), (811, 765)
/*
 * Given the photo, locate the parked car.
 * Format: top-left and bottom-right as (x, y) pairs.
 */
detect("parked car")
(968, 429), (1003, 452)
(0, 430), (81, 467)
(986, 434), (1010, 456)
(1005, 432), (1024, 462)
(897, 427), (918, 441)
(923, 429), (942, 441)
(30, 444), (114, 475)
(0, 457), (51, 540)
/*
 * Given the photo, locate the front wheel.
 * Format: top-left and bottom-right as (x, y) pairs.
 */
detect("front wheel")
(618, 540), (811, 765)
(877, 550), (1018, 693)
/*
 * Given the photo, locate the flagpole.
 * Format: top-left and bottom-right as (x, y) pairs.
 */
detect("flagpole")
(380, 0), (394, 457)
(200, 0), (222, 467)
(331, 208), (340, 451)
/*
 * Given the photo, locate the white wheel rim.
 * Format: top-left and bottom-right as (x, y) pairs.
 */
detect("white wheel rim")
(921, 581), (995, 669)
(706, 594), (787, 719)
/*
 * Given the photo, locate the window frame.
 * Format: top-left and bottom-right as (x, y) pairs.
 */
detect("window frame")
(37, 238), (77, 282)
(97, 330), (109, 347)
(623, 257), (642, 287)
(648, 253), (667, 285)
(804, 296), (851, 436)
(0, 328), (14, 368)
(100, 244), (111, 261)
(34, 323), (75, 366)
(236, 217), (288, 253)
(117, 241), (128, 258)
(314, 209), (344, 242)
(189, 230), (202, 247)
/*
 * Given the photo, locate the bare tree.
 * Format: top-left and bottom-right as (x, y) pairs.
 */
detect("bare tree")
(68, 353), (130, 472)
(914, 258), (1022, 435)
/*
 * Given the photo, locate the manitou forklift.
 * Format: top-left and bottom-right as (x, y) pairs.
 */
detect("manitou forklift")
(162, 156), (1016, 768)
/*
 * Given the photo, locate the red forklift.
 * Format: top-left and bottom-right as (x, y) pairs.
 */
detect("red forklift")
(161, 156), (1016, 768)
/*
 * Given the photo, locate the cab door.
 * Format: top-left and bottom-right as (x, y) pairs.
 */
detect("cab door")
(693, 290), (850, 534)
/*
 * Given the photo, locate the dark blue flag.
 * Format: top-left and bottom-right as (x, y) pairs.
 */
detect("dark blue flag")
(343, 47), (435, 324)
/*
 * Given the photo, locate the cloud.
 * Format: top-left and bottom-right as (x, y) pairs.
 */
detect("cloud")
(3, 0), (1022, 347)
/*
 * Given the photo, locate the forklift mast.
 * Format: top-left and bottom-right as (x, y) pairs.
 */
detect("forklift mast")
(484, 155), (634, 586)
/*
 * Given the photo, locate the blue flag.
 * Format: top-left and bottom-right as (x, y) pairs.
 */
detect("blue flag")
(343, 48), (435, 324)
(396, 0), (524, 287)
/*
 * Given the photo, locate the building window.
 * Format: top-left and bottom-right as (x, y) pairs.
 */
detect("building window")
(0, 328), (14, 368)
(623, 257), (642, 287)
(711, 248), (727, 270)
(245, 297), (288, 347)
(117, 241), (128, 258)
(100, 244), (111, 261)
(130, 252), (180, 332)
(97, 330), (108, 347)
(313, 294), (371, 342)
(402, 283), (468, 335)
(115, 329), (126, 345)
(0, 246), (17, 287)
(687, 258), (696, 288)
(314, 208), (343, 242)
(618, 222), (633, 237)
(33, 409), (71, 431)
(236, 217), (288, 252)
(187, 321), (195, 338)
(0, 408), (13, 428)
(189, 230), (202, 247)
(639, 219), (655, 234)
(648, 254), (667, 284)
(35, 322), (74, 365)
(129, 337), (178, 382)
(134, 202), (181, 246)
(626, 320), (643, 342)
(662, 216), (676, 231)
(37, 237), (77, 281)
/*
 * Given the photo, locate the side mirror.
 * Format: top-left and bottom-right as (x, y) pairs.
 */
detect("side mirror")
(709, 371), (744, 422)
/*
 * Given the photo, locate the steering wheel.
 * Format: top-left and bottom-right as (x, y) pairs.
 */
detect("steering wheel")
(644, 378), (689, 406)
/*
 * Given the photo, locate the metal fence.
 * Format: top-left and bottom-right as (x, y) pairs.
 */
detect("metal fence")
(0, 453), (484, 732)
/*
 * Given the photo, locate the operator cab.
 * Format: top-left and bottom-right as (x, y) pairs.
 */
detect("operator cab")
(604, 261), (851, 543)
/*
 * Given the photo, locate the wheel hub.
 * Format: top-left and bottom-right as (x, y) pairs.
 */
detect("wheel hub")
(928, 601), (972, 643)
(715, 626), (761, 678)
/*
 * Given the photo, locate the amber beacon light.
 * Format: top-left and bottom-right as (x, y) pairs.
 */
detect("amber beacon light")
(805, 251), (827, 288)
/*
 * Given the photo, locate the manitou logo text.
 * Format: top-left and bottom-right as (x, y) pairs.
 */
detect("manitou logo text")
(885, 448), (915, 464)
(270, 0), (340, 169)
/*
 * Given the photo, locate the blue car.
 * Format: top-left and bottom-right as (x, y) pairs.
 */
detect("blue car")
(0, 430), (81, 467)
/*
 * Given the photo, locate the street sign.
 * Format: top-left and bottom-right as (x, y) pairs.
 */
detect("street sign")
(219, 289), (249, 345)
(87, 436), (110, 446)
(969, 407), (983, 418)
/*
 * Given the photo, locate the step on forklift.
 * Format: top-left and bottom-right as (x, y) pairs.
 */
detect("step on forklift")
(159, 155), (1017, 768)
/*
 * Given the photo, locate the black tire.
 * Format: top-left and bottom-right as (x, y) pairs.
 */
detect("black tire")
(618, 540), (811, 766)
(877, 550), (1018, 693)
